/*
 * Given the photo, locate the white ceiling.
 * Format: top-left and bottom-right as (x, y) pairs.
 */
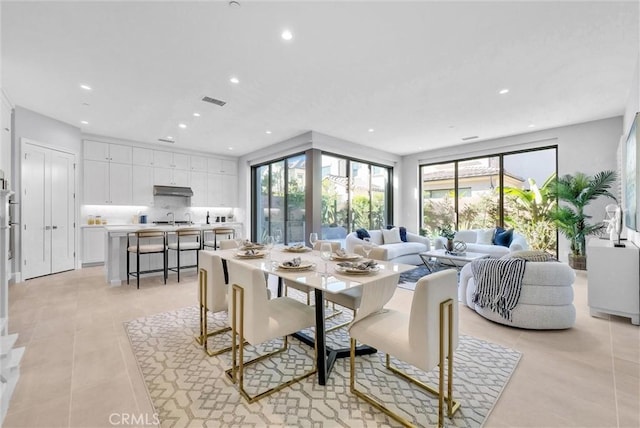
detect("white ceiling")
(2, 1), (638, 157)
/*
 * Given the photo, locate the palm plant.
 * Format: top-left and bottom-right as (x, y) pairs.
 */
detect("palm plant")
(547, 170), (617, 259)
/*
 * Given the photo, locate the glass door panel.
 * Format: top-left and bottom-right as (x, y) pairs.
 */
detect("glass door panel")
(286, 155), (306, 245)
(421, 162), (456, 237)
(457, 157), (500, 230)
(350, 161), (371, 230)
(321, 155), (349, 240)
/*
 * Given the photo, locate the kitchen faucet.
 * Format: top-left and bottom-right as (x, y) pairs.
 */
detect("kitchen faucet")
(185, 212), (192, 224)
(167, 212), (175, 225)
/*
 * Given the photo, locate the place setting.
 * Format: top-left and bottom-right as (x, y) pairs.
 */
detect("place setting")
(330, 248), (361, 261)
(334, 259), (380, 275)
(281, 243), (312, 253)
(276, 256), (316, 271)
(234, 248), (266, 259)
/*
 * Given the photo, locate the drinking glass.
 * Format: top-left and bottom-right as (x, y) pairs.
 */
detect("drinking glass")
(320, 242), (332, 275)
(234, 237), (244, 249)
(274, 229), (283, 245)
(309, 232), (318, 249)
(264, 235), (275, 265)
(362, 237), (372, 259)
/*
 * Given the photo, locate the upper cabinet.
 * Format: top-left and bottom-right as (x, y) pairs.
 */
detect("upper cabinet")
(190, 156), (208, 172)
(132, 147), (154, 166)
(208, 157), (237, 175)
(154, 150), (190, 170)
(84, 141), (132, 164)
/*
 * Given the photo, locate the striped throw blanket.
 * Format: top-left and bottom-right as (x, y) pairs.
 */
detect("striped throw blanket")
(471, 258), (527, 321)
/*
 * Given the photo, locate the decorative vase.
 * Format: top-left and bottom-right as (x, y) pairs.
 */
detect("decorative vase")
(446, 239), (454, 252)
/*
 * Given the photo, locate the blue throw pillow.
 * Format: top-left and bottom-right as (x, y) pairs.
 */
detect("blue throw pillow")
(356, 228), (370, 240)
(494, 227), (514, 247)
(386, 225), (408, 242)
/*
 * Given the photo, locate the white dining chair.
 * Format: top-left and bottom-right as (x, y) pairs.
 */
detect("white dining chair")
(225, 259), (316, 403)
(196, 252), (232, 356)
(349, 269), (460, 428)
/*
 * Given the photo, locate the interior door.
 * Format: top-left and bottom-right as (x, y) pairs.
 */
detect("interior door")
(22, 142), (76, 279)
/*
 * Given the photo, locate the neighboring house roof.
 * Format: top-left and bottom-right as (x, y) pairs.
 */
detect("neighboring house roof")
(322, 175), (385, 192)
(422, 165), (524, 183)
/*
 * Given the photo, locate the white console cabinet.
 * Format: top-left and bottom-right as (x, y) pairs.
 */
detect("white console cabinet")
(587, 238), (639, 325)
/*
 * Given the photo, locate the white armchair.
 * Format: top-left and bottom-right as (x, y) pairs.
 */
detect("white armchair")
(349, 269), (461, 427)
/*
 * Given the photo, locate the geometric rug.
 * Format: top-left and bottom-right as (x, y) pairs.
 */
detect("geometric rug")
(399, 264), (454, 290)
(124, 305), (521, 427)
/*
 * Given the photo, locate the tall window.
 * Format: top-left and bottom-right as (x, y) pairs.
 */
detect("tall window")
(420, 147), (557, 254)
(321, 154), (391, 240)
(253, 154), (306, 244)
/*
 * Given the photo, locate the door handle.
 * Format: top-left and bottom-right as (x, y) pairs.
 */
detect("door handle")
(45, 226), (51, 230)
(52, 225), (58, 230)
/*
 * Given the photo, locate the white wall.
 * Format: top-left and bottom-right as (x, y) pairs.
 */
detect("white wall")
(400, 116), (623, 262)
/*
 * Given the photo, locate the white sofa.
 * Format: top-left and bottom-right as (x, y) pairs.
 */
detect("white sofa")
(345, 229), (430, 265)
(434, 228), (528, 257)
(459, 260), (576, 329)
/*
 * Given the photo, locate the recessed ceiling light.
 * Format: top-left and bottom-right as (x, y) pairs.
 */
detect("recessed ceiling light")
(528, 124), (536, 128)
(228, 147), (233, 151)
(265, 130), (272, 134)
(178, 123), (187, 129)
(368, 128), (375, 133)
(193, 112), (201, 117)
(499, 88), (509, 95)
(80, 84), (92, 91)
(166, 136), (174, 140)
(80, 120), (89, 125)
(281, 29), (293, 41)
(229, 76), (240, 84)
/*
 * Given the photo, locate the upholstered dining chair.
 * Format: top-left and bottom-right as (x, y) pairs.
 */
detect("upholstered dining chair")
(225, 259), (316, 403)
(127, 229), (167, 289)
(167, 227), (201, 282)
(218, 239), (240, 250)
(196, 252), (232, 356)
(349, 269), (460, 428)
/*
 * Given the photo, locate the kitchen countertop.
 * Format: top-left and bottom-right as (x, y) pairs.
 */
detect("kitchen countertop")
(103, 222), (241, 233)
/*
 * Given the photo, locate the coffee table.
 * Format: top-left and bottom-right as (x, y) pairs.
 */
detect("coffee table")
(419, 249), (490, 272)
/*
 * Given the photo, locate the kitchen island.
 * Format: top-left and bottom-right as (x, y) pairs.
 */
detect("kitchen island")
(103, 223), (243, 285)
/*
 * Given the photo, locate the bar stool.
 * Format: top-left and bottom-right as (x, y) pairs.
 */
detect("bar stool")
(168, 227), (201, 282)
(202, 226), (236, 250)
(127, 229), (167, 289)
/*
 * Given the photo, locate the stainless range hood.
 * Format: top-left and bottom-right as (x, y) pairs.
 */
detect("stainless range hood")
(153, 185), (194, 197)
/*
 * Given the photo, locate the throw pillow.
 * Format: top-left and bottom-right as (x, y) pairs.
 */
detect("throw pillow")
(502, 250), (552, 262)
(493, 227), (514, 247)
(355, 228), (370, 240)
(381, 227), (402, 244)
(386, 225), (408, 242)
(476, 228), (495, 245)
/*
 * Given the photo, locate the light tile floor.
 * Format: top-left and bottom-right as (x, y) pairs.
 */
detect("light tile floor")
(4, 267), (639, 427)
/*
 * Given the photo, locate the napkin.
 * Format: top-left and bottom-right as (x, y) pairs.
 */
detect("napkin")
(281, 257), (302, 267)
(335, 248), (347, 257)
(243, 249), (259, 256)
(338, 260), (377, 270)
(288, 244), (305, 250)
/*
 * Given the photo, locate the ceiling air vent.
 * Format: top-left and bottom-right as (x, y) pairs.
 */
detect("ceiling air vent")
(158, 138), (175, 143)
(461, 135), (479, 141)
(202, 96), (227, 106)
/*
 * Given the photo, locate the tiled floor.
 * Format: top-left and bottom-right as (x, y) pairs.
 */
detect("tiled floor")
(4, 266), (639, 427)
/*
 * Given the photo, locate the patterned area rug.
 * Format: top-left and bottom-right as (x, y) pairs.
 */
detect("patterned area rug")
(398, 265), (454, 290)
(125, 305), (521, 427)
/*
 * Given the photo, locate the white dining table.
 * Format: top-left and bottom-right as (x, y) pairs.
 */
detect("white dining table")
(212, 246), (416, 385)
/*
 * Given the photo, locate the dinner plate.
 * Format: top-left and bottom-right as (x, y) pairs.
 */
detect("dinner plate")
(335, 265), (380, 275)
(331, 253), (361, 261)
(278, 261), (315, 271)
(241, 244), (264, 250)
(235, 251), (266, 259)
(282, 246), (311, 253)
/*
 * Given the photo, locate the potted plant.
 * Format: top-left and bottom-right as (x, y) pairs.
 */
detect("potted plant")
(439, 226), (456, 252)
(548, 170), (617, 270)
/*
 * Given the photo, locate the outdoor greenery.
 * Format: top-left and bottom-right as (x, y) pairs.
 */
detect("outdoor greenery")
(503, 174), (557, 254)
(547, 170), (618, 256)
(321, 181), (386, 231)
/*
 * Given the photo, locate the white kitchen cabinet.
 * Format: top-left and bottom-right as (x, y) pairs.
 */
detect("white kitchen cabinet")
(132, 165), (154, 205)
(190, 156), (208, 172)
(82, 227), (105, 265)
(587, 238), (639, 325)
(84, 141), (132, 164)
(221, 174), (237, 206)
(190, 171), (208, 206)
(207, 173), (223, 206)
(153, 167), (190, 187)
(207, 157), (222, 174)
(83, 160), (132, 205)
(132, 147), (154, 166)
(221, 159), (237, 175)
(154, 150), (190, 170)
